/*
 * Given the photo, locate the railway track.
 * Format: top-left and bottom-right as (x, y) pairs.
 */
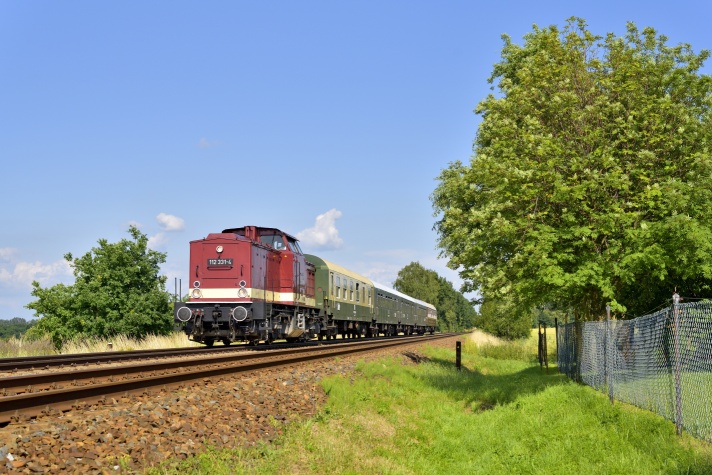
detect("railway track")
(0, 334), (432, 372)
(0, 333), (457, 425)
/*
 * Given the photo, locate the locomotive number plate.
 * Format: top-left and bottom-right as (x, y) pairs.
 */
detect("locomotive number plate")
(207, 258), (233, 267)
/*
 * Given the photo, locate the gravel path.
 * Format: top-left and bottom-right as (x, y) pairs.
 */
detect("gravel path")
(0, 336), (460, 474)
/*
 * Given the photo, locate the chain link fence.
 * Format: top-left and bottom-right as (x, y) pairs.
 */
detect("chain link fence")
(557, 298), (712, 441)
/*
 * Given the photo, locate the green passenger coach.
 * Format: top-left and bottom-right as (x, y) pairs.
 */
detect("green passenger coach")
(305, 254), (375, 338)
(305, 254), (437, 338)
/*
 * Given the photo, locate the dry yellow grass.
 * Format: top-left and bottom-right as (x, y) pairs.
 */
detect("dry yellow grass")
(0, 335), (56, 357)
(468, 328), (506, 347)
(60, 332), (202, 354)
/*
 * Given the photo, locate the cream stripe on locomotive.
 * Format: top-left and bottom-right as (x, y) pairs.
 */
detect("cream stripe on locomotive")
(189, 287), (316, 306)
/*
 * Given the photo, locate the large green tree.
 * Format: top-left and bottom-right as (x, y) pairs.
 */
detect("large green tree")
(432, 18), (712, 321)
(393, 261), (477, 331)
(26, 227), (173, 347)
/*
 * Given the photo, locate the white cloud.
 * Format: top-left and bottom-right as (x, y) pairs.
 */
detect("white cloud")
(127, 220), (142, 229)
(148, 232), (167, 249)
(0, 248), (17, 261)
(0, 259), (72, 288)
(296, 209), (344, 250)
(156, 213), (185, 232)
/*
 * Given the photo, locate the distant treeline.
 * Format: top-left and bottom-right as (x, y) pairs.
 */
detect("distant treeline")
(0, 318), (36, 339)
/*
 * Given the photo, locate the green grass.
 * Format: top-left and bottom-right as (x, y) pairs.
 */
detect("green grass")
(151, 334), (712, 475)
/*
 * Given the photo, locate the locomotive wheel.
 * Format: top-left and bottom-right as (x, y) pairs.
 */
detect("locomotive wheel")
(204, 338), (215, 347)
(318, 333), (323, 341)
(222, 338), (231, 346)
(265, 333), (274, 345)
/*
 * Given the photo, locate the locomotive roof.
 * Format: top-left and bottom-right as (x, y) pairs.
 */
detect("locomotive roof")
(221, 226), (299, 242)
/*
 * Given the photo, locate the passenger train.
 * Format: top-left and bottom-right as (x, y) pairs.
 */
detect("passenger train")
(173, 226), (437, 345)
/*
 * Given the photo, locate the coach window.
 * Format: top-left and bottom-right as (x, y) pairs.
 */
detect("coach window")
(356, 283), (360, 302)
(330, 273), (334, 298)
(350, 280), (354, 301)
(336, 276), (341, 299)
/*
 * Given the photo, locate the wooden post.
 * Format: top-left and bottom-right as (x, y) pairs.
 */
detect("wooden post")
(554, 318), (559, 369)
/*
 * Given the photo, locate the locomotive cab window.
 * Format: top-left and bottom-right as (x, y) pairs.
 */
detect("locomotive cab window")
(287, 237), (302, 254)
(260, 234), (286, 250)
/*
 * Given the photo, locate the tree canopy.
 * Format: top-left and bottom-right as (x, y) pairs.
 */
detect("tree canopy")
(26, 227), (174, 347)
(393, 261), (476, 331)
(0, 318), (35, 340)
(432, 18), (712, 321)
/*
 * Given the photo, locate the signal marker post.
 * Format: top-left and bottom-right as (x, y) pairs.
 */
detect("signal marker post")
(456, 341), (462, 371)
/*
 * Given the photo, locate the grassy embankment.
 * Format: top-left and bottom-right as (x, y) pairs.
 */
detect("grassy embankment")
(152, 328), (712, 475)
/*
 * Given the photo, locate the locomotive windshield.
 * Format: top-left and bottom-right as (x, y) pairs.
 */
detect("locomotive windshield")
(287, 237), (303, 254)
(259, 233), (286, 250)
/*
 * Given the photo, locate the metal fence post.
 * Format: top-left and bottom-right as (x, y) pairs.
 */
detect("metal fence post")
(672, 293), (683, 435)
(606, 304), (613, 404)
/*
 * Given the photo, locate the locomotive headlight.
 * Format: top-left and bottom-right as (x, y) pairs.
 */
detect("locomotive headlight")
(191, 288), (202, 299)
(216, 245), (223, 253)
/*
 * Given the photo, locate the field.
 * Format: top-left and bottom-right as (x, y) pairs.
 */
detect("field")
(149, 329), (712, 474)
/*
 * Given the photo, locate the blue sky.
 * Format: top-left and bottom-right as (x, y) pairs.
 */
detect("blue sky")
(2, 1), (711, 321)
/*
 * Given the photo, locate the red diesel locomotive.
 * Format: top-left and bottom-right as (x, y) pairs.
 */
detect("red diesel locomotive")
(173, 226), (437, 345)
